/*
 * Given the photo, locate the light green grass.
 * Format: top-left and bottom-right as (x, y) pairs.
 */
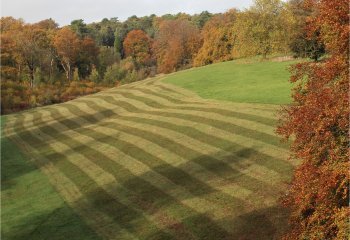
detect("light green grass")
(2, 60), (295, 239)
(1, 117), (101, 240)
(163, 60), (298, 104)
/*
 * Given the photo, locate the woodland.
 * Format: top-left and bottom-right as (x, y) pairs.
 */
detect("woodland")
(1, 0), (325, 114)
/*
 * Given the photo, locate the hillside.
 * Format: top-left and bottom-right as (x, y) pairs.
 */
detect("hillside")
(164, 59), (297, 104)
(2, 60), (296, 240)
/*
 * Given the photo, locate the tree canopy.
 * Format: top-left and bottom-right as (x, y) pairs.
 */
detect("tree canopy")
(277, 0), (349, 238)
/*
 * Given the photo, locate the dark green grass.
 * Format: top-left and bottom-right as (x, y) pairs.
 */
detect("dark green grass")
(163, 60), (298, 104)
(1, 117), (100, 240)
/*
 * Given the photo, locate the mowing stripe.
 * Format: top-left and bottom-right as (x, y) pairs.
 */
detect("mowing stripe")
(152, 81), (202, 98)
(128, 85), (277, 127)
(29, 109), (239, 238)
(150, 81), (281, 113)
(6, 114), (139, 240)
(35, 101), (290, 195)
(22, 101), (288, 202)
(15, 94), (284, 164)
(97, 119), (287, 200)
(91, 90), (285, 149)
(20, 111), (196, 239)
(63, 99), (290, 171)
(155, 81), (282, 111)
(38, 107), (255, 214)
(15, 95), (289, 170)
(73, 95), (289, 158)
(101, 117), (292, 182)
(122, 83), (279, 120)
(129, 87), (202, 105)
(107, 88), (277, 136)
(58, 104), (284, 197)
(5, 76), (292, 239)
(43, 102), (288, 228)
(26, 115), (196, 240)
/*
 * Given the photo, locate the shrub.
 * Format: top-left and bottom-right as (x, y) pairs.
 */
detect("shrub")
(88, 66), (100, 83)
(103, 63), (126, 85)
(73, 67), (80, 82)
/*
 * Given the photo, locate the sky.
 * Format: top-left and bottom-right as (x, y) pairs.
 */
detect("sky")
(1, 0), (253, 26)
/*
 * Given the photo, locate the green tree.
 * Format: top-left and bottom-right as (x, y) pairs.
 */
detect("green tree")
(97, 46), (120, 77)
(103, 63), (126, 85)
(287, 0), (325, 61)
(88, 65), (100, 83)
(70, 19), (89, 38)
(33, 67), (43, 86)
(191, 11), (213, 29)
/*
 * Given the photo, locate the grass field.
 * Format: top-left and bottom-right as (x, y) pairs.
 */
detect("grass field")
(2, 60), (296, 239)
(1, 118), (101, 240)
(163, 60), (297, 104)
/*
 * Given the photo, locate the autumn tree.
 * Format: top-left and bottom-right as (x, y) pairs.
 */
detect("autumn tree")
(194, 9), (237, 66)
(123, 29), (152, 68)
(277, 0), (349, 239)
(77, 37), (99, 78)
(15, 24), (51, 87)
(54, 27), (81, 81)
(0, 17), (24, 81)
(234, 0), (291, 58)
(153, 19), (202, 73)
(34, 19), (59, 82)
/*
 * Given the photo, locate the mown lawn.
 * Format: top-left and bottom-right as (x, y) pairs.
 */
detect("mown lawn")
(163, 59), (298, 104)
(2, 61), (296, 239)
(1, 117), (101, 240)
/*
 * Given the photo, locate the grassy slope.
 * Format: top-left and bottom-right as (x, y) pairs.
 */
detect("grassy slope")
(2, 60), (296, 240)
(163, 60), (297, 104)
(1, 117), (101, 240)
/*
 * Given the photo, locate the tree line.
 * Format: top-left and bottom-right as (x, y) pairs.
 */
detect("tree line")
(1, 0), (324, 113)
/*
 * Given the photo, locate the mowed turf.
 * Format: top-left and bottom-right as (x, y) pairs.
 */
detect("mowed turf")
(163, 60), (297, 104)
(1, 117), (101, 240)
(3, 63), (295, 239)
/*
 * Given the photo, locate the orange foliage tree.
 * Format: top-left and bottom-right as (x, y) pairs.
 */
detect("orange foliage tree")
(123, 29), (152, 68)
(53, 27), (81, 81)
(153, 19), (202, 73)
(15, 24), (52, 87)
(277, 0), (349, 239)
(78, 37), (99, 77)
(194, 10), (237, 66)
(0, 17), (24, 81)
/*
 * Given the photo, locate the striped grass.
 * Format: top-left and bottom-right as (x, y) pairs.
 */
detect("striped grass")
(3, 76), (292, 239)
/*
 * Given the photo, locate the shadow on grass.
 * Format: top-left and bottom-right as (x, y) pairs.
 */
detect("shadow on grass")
(215, 205), (290, 240)
(6, 92), (293, 239)
(2, 204), (101, 240)
(1, 135), (36, 190)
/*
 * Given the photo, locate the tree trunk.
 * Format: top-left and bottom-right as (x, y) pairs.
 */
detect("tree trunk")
(29, 66), (34, 88)
(60, 60), (71, 82)
(49, 58), (54, 83)
(67, 64), (71, 82)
